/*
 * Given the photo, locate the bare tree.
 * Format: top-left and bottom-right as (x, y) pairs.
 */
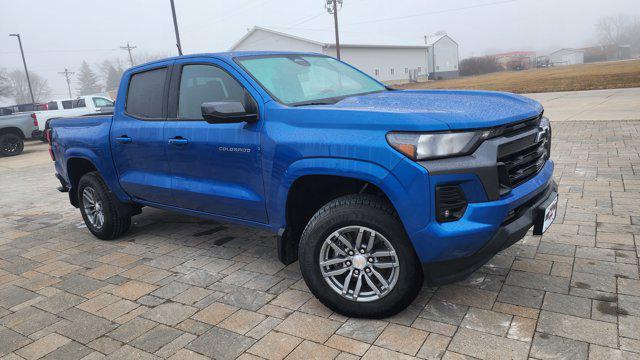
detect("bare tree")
(98, 59), (125, 93)
(77, 61), (102, 95)
(597, 14), (640, 47)
(459, 57), (501, 76)
(136, 52), (172, 64)
(0, 69), (12, 98)
(8, 69), (51, 104)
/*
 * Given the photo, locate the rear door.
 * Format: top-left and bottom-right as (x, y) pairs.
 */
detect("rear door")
(164, 58), (267, 222)
(111, 64), (174, 204)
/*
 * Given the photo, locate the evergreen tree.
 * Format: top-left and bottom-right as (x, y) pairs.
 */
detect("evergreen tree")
(77, 61), (102, 95)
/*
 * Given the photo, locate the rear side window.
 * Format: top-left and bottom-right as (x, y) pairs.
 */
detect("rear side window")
(126, 68), (167, 118)
(73, 99), (86, 108)
(61, 100), (73, 109)
(47, 101), (59, 110)
(93, 97), (114, 108)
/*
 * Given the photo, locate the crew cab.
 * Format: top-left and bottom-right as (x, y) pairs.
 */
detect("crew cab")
(48, 52), (557, 317)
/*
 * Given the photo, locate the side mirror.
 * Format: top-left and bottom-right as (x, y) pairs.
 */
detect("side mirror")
(201, 101), (258, 124)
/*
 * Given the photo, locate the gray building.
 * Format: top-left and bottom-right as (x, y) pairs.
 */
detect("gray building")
(230, 27), (459, 83)
(549, 48), (585, 66)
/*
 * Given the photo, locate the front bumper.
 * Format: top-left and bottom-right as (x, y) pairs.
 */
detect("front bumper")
(424, 179), (557, 284)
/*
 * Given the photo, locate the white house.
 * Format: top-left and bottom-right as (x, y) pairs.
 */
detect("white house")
(549, 48), (585, 66)
(425, 34), (460, 79)
(229, 27), (459, 83)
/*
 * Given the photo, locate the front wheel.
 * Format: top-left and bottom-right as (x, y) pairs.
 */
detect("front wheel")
(78, 172), (131, 240)
(0, 133), (24, 156)
(299, 194), (423, 318)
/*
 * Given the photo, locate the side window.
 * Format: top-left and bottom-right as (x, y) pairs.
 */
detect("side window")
(73, 99), (86, 108)
(178, 64), (246, 119)
(93, 97), (114, 108)
(47, 101), (59, 110)
(126, 68), (167, 118)
(61, 100), (73, 109)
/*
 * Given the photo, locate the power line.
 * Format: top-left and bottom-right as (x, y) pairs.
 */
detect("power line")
(58, 68), (75, 98)
(120, 42), (137, 66)
(342, 0), (519, 27)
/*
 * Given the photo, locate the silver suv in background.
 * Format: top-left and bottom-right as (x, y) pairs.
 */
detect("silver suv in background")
(0, 112), (38, 156)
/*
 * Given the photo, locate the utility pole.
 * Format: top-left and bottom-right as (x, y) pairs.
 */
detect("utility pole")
(8, 33), (35, 106)
(58, 68), (75, 98)
(325, 0), (343, 60)
(120, 42), (136, 66)
(169, 0), (183, 55)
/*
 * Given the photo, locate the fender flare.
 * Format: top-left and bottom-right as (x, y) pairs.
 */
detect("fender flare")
(64, 147), (131, 204)
(270, 157), (406, 229)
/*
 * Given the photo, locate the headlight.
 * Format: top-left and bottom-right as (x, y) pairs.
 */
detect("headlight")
(539, 116), (550, 132)
(386, 130), (490, 161)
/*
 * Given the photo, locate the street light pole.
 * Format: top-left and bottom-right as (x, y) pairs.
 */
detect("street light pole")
(169, 0), (183, 55)
(9, 33), (35, 105)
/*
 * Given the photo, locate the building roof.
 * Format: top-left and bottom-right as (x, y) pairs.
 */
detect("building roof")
(229, 26), (433, 51)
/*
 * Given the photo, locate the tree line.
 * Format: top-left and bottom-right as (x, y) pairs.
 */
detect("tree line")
(0, 52), (169, 105)
(458, 14), (639, 77)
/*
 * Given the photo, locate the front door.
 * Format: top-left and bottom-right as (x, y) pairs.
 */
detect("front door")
(164, 60), (267, 223)
(111, 65), (173, 204)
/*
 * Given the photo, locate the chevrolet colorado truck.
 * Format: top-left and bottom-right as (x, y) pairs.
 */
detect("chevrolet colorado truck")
(48, 52), (557, 317)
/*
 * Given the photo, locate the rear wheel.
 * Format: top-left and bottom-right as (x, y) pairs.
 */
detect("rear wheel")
(78, 172), (131, 240)
(299, 194), (423, 318)
(0, 133), (24, 156)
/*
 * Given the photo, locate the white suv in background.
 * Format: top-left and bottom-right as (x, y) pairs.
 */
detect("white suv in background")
(34, 95), (114, 135)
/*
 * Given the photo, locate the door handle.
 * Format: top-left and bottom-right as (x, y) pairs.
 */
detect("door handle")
(168, 137), (189, 146)
(115, 136), (132, 144)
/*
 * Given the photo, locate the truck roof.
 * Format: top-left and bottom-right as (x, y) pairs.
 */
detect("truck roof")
(129, 51), (322, 71)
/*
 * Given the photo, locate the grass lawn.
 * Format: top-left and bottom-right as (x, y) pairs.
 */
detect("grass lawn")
(395, 59), (640, 93)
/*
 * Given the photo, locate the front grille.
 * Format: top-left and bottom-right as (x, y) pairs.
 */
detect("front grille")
(497, 127), (550, 191)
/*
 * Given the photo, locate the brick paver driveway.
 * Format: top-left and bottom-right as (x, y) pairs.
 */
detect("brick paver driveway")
(1, 119), (639, 358)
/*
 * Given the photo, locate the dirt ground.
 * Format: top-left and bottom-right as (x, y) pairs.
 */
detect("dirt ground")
(396, 59), (640, 94)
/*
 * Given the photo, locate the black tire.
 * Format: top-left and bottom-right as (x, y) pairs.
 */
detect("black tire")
(0, 133), (24, 156)
(78, 172), (131, 240)
(299, 194), (423, 318)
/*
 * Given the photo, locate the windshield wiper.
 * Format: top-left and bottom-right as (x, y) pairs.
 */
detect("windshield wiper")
(291, 100), (337, 107)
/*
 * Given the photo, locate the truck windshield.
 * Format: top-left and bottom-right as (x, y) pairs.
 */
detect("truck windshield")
(237, 54), (387, 106)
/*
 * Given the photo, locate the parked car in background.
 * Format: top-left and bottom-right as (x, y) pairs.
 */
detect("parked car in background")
(33, 95), (115, 137)
(48, 52), (557, 317)
(0, 112), (38, 156)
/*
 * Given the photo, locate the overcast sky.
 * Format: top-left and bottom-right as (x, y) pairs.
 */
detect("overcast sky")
(1, 0), (638, 104)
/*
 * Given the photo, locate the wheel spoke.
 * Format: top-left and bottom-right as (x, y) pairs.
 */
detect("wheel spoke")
(354, 228), (364, 250)
(342, 269), (354, 295)
(336, 234), (353, 251)
(363, 272), (382, 295)
(371, 250), (396, 258)
(320, 257), (347, 267)
(322, 267), (349, 278)
(353, 273), (363, 300)
(369, 267), (390, 289)
(372, 261), (399, 269)
(365, 231), (375, 252)
(327, 240), (347, 257)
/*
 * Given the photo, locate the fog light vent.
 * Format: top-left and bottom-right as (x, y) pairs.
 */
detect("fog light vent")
(436, 185), (467, 222)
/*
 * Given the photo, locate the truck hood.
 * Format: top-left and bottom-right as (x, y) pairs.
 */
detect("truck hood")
(321, 89), (543, 130)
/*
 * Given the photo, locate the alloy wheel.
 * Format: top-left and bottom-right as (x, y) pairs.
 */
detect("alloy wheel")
(319, 225), (400, 302)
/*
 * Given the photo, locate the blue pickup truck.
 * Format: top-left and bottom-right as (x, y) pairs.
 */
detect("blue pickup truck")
(48, 52), (557, 317)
